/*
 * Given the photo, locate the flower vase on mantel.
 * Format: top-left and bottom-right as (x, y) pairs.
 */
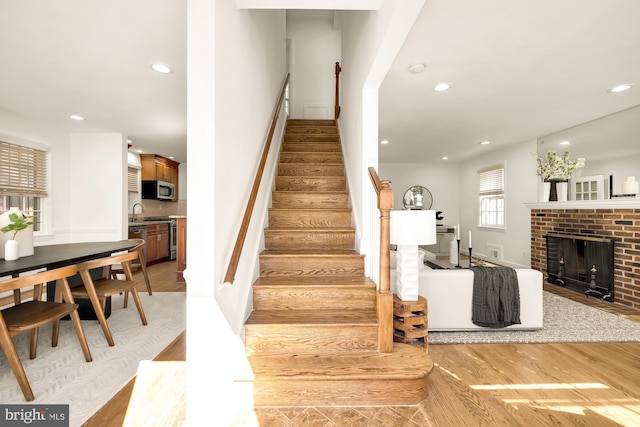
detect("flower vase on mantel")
(545, 179), (568, 202)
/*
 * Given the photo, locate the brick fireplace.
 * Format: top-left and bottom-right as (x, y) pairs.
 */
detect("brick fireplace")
(530, 206), (640, 309)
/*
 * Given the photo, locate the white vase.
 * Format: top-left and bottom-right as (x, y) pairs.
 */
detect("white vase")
(0, 207), (34, 259)
(449, 239), (458, 265)
(622, 176), (640, 195)
(557, 181), (568, 202)
(4, 239), (19, 261)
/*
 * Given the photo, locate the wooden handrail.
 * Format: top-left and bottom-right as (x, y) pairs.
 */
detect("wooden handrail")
(368, 167), (394, 353)
(334, 62), (341, 120)
(223, 73), (290, 285)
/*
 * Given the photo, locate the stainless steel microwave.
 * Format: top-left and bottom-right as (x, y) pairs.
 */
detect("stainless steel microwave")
(141, 180), (175, 200)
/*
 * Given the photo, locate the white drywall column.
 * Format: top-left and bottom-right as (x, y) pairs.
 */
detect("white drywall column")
(68, 133), (128, 242)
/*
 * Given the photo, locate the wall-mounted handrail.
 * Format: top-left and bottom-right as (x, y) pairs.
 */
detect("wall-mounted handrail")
(334, 62), (341, 120)
(223, 73), (290, 285)
(368, 166), (394, 353)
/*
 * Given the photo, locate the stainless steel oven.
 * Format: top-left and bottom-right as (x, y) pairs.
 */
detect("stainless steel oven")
(169, 219), (177, 260)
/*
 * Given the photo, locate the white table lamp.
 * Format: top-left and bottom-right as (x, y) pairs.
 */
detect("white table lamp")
(390, 210), (437, 301)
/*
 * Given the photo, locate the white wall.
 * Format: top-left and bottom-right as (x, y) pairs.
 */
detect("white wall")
(458, 139), (538, 268)
(339, 0), (425, 280)
(186, 1), (286, 423)
(69, 133), (128, 242)
(379, 162), (459, 225)
(286, 11), (341, 120)
(212, 1), (286, 333)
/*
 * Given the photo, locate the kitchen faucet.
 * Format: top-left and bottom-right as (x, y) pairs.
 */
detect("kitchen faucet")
(132, 203), (144, 223)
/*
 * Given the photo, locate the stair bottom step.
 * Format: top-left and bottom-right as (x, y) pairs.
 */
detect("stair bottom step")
(242, 344), (433, 406)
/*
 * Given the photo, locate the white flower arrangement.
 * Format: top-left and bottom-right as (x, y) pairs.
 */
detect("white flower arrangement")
(532, 149), (586, 181)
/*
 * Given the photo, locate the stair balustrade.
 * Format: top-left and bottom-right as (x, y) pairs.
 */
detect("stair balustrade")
(223, 73), (290, 285)
(368, 167), (394, 353)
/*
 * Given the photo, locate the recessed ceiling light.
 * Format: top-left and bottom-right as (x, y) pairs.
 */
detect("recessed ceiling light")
(442, 156), (449, 160)
(479, 140), (491, 145)
(560, 140), (571, 146)
(151, 63), (173, 74)
(608, 84), (632, 93)
(433, 83), (451, 92)
(136, 149), (143, 153)
(69, 114), (84, 121)
(408, 63), (426, 74)
(169, 156), (175, 160)
(380, 139), (389, 145)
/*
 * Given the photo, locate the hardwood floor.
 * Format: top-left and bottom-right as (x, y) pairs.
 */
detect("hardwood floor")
(83, 262), (640, 426)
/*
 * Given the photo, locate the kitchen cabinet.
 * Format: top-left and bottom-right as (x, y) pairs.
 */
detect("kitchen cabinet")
(175, 217), (187, 283)
(421, 225), (455, 256)
(140, 154), (180, 201)
(146, 223), (170, 263)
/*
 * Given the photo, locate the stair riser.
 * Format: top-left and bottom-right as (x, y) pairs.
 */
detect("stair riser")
(253, 287), (376, 311)
(276, 177), (346, 191)
(271, 192), (349, 209)
(268, 210), (351, 229)
(279, 153), (343, 164)
(244, 325), (378, 354)
(260, 256), (364, 277)
(287, 119), (335, 126)
(278, 164), (344, 176)
(282, 143), (341, 152)
(250, 377), (428, 407)
(285, 127), (338, 135)
(264, 231), (354, 250)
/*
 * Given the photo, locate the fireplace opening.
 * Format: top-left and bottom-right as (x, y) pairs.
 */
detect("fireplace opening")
(545, 232), (615, 301)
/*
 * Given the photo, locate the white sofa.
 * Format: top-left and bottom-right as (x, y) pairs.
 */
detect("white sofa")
(390, 267), (544, 331)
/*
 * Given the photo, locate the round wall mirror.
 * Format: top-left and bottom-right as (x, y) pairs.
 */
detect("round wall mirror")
(403, 185), (433, 210)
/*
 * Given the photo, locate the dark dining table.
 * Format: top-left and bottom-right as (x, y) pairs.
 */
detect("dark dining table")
(0, 240), (137, 318)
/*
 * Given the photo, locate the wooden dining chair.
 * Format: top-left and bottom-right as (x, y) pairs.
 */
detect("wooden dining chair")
(0, 265), (93, 401)
(71, 251), (147, 346)
(110, 238), (152, 297)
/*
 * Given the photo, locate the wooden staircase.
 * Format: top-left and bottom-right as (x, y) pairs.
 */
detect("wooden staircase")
(242, 119), (433, 407)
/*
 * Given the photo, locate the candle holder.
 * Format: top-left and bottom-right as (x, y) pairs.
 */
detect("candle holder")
(468, 247), (473, 268)
(455, 239), (462, 268)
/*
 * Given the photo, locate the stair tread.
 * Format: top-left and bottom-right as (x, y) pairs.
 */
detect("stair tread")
(264, 227), (354, 231)
(253, 276), (375, 287)
(246, 309), (377, 325)
(268, 208), (351, 212)
(261, 249), (361, 256)
(273, 190), (348, 194)
(244, 343), (433, 380)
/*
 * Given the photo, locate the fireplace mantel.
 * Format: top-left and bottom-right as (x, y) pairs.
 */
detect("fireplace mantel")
(526, 199), (640, 210)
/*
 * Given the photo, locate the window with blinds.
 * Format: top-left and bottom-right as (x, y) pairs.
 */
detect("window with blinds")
(128, 167), (139, 193)
(0, 140), (48, 232)
(478, 165), (505, 228)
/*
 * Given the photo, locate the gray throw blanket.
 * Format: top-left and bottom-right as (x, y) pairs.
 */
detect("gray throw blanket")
(471, 265), (521, 328)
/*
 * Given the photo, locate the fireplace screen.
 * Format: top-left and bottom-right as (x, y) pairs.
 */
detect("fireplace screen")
(545, 233), (614, 301)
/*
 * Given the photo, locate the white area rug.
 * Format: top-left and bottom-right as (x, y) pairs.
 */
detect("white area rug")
(0, 292), (186, 427)
(429, 291), (640, 344)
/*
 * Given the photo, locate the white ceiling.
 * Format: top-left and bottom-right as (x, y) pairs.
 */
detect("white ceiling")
(1, 1), (639, 167)
(379, 0), (640, 163)
(0, 0), (187, 163)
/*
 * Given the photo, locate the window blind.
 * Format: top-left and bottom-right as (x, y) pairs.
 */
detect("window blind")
(479, 166), (504, 196)
(128, 167), (139, 192)
(0, 141), (48, 197)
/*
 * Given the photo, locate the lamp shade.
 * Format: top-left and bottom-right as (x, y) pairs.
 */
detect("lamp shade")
(390, 210), (437, 245)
